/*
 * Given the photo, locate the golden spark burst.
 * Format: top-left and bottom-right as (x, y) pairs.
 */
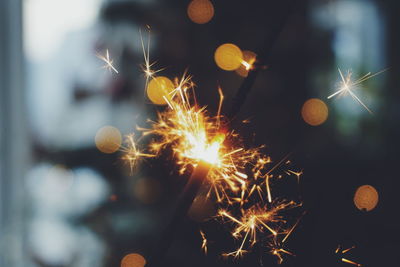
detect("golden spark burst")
(328, 68), (387, 114)
(219, 200), (301, 259)
(97, 49), (119, 73)
(119, 27), (304, 263)
(335, 245), (362, 267)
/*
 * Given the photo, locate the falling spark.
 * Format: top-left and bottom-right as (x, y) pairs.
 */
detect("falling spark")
(336, 245), (362, 266)
(286, 169), (303, 183)
(140, 26), (164, 88)
(265, 210), (304, 264)
(97, 49), (119, 73)
(268, 237), (295, 265)
(200, 230), (208, 254)
(328, 68), (387, 114)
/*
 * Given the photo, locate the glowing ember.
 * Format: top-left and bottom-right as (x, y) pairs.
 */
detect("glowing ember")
(328, 68), (387, 114)
(97, 49), (119, 74)
(200, 230), (208, 254)
(335, 245), (362, 266)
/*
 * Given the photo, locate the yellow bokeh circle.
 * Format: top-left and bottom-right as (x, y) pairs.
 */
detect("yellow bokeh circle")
(146, 76), (175, 105)
(121, 253), (146, 267)
(301, 98), (328, 126)
(187, 0), (214, 24)
(95, 126), (122, 154)
(214, 43), (243, 71)
(354, 185), (379, 212)
(235, 50), (257, 77)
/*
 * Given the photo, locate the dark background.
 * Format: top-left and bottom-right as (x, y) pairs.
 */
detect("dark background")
(1, 0), (399, 266)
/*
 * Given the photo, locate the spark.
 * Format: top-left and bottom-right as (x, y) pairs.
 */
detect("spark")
(120, 134), (155, 172)
(140, 27), (164, 88)
(286, 169), (303, 183)
(240, 54), (256, 71)
(268, 237), (295, 265)
(336, 245), (362, 266)
(219, 201), (300, 259)
(200, 230), (208, 254)
(97, 49), (119, 73)
(267, 211), (304, 264)
(328, 68), (387, 114)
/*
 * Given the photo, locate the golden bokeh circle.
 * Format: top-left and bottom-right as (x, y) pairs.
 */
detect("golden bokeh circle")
(214, 43), (243, 71)
(187, 0), (214, 24)
(146, 76), (175, 105)
(95, 126), (122, 154)
(121, 253), (146, 267)
(354, 185), (379, 212)
(301, 98), (329, 126)
(235, 50), (257, 77)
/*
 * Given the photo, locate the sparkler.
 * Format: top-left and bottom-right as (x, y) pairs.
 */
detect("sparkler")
(127, 66), (303, 263)
(97, 49), (119, 73)
(149, 160), (212, 266)
(328, 68), (387, 114)
(335, 245), (362, 266)
(115, 17), (303, 264)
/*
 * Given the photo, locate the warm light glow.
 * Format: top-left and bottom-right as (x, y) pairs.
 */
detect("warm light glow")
(187, 0), (215, 24)
(236, 50), (257, 77)
(146, 76), (175, 105)
(121, 253), (146, 267)
(301, 98), (328, 126)
(354, 185), (379, 211)
(214, 43), (243, 71)
(95, 126), (122, 153)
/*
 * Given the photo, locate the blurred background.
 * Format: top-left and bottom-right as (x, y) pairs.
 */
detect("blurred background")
(1, 0), (399, 266)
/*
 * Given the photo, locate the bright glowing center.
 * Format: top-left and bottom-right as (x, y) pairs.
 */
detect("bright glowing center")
(190, 133), (225, 164)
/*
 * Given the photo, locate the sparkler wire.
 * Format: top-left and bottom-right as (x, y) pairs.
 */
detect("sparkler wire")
(228, 0), (297, 119)
(148, 160), (211, 266)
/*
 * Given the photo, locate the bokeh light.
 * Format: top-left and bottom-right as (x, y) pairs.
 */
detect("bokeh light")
(301, 98), (329, 126)
(187, 0), (215, 24)
(45, 165), (75, 193)
(214, 43), (243, 71)
(146, 76), (175, 105)
(188, 194), (216, 222)
(121, 253), (146, 267)
(354, 185), (379, 211)
(134, 178), (162, 204)
(95, 126), (122, 154)
(235, 50), (257, 77)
